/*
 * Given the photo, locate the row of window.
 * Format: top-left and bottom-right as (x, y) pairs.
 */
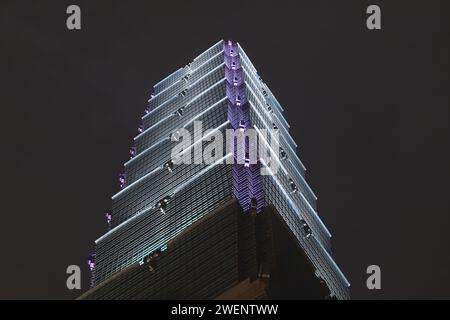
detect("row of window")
(138, 71), (225, 152)
(95, 165), (233, 283)
(262, 176), (349, 299)
(148, 52), (224, 113)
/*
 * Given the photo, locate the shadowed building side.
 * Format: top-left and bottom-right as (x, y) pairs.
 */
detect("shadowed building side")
(79, 200), (331, 300)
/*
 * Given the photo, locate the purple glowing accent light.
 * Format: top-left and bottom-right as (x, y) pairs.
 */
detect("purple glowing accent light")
(87, 253), (96, 288)
(224, 40), (265, 213)
(119, 174), (126, 189)
(105, 211), (112, 224)
(224, 53), (240, 71)
(129, 147), (136, 158)
(145, 106), (150, 114)
(87, 254), (96, 271)
(138, 125), (144, 133)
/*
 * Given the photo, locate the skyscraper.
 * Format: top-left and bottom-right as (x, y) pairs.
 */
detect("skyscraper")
(80, 40), (350, 300)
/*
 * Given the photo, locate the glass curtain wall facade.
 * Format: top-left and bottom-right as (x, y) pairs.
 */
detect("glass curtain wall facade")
(89, 40), (350, 300)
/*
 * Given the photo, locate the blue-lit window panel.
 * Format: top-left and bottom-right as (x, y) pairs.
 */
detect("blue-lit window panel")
(97, 166), (232, 284)
(136, 74), (226, 153)
(124, 138), (171, 184)
(268, 164), (329, 251)
(112, 107), (229, 226)
(247, 102), (317, 210)
(141, 83), (226, 156)
(153, 68), (184, 95)
(187, 51), (224, 84)
(148, 79), (186, 112)
(139, 70), (224, 148)
(265, 93), (290, 130)
(114, 158), (222, 226)
(243, 70), (291, 140)
(240, 62), (294, 149)
(95, 164), (233, 284)
(120, 144), (229, 226)
(261, 176), (349, 300)
(246, 97), (309, 192)
(240, 70), (296, 168)
(143, 64), (226, 131)
(132, 211), (237, 299)
(252, 123), (329, 249)
(237, 44), (284, 117)
(245, 81), (275, 128)
(240, 66), (266, 104)
(150, 40), (222, 100)
(246, 88), (307, 178)
(189, 40), (224, 70)
(251, 81), (296, 152)
(87, 202), (240, 300)
(126, 105), (229, 185)
(236, 44), (258, 76)
(237, 45), (288, 138)
(271, 166), (329, 251)
(112, 164), (204, 227)
(263, 88), (298, 150)
(146, 51), (225, 114)
(136, 96), (226, 157)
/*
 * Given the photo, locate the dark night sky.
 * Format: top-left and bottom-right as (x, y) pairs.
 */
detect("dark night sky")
(1, 0), (450, 299)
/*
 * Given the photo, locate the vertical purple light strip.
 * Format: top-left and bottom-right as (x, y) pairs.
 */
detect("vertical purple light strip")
(224, 40), (265, 213)
(87, 253), (96, 288)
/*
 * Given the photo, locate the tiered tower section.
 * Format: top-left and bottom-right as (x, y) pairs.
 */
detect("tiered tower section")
(90, 40), (350, 299)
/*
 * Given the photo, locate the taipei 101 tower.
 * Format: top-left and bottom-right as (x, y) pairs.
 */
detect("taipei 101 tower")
(79, 40), (350, 300)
